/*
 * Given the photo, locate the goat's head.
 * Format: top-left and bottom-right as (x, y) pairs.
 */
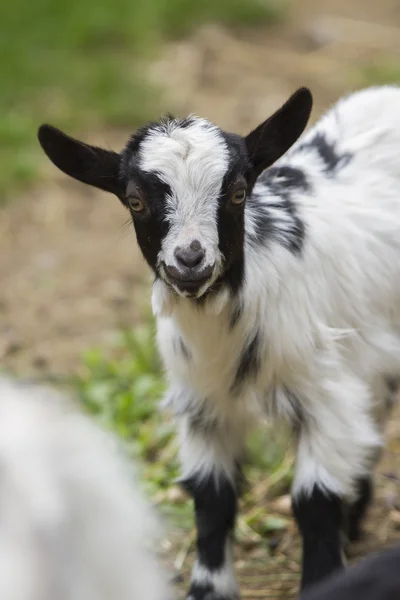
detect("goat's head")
(38, 88), (312, 300)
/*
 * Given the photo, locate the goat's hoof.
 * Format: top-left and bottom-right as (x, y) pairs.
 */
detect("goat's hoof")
(186, 584), (240, 600)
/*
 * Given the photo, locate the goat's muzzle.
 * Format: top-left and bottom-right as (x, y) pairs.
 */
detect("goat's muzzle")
(163, 262), (214, 295)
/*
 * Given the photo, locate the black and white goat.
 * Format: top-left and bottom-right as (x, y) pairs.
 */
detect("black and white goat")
(0, 377), (169, 600)
(38, 85), (400, 598)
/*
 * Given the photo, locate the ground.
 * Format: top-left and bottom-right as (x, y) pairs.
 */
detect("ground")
(2, 0), (400, 597)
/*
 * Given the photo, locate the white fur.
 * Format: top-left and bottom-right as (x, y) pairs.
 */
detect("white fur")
(189, 540), (239, 600)
(153, 86), (400, 503)
(0, 377), (169, 600)
(139, 118), (229, 292)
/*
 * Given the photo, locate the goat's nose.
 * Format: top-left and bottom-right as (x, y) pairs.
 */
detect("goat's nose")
(174, 241), (205, 268)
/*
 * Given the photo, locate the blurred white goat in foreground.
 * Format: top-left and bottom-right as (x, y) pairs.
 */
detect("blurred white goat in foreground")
(0, 376), (170, 600)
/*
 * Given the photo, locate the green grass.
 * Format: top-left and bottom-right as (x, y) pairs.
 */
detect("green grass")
(72, 319), (293, 540)
(0, 0), (284, 198)
(356, 60), (400, 87)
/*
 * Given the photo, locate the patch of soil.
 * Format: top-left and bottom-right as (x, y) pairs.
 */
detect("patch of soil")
(2, 0), (400, 597)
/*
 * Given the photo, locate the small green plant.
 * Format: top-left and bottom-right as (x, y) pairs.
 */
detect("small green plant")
(73, 325), (180, 498)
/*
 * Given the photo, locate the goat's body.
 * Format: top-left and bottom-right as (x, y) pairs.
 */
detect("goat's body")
(0, 378), (168, 600)
(158, 86), (400, 493)
(155, 86), (400, 597)
(38, 84), (400, 598)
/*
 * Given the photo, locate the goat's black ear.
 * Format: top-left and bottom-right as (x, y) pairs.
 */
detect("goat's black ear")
(245, 87), (313, 175)
(37, 125), (122, 196)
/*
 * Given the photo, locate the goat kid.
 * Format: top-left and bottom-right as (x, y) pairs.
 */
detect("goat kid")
(39, 85), (400, 598)
(0, 377), (169, 600)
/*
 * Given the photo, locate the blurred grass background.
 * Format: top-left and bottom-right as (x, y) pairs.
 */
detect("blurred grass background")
(0, 0), (283, 196)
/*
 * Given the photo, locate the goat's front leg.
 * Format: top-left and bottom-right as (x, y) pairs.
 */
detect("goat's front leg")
(178, 415), (244, 600)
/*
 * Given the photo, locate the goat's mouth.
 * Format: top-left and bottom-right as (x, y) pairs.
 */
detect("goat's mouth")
(162, 263), (214, 297)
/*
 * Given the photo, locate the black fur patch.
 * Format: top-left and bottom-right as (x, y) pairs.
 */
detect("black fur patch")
(346, 476), (373, 543)
(164, 392), (220, 437)
(292, 485), (344, 591)
(182, 473), (238, 572)
(221, 259), (245, 297)
(163, 388), (209, 422)
(210, 130), (254, 298)
(284, 387), (307, 428)
(220, 131), (251, 170)
(189, 412), (218, 435)
(118, 158), (172, 274)
(187, 582), (234, 600)
(124, 115), (196, 155)
(231, 331), (261, 393)
(297, 133), (352, 175)
(179, 337), (191, 361)
(385, 376), (399, 394)
(247, 165), (308, 255)
(229, 302), (243, 329)
(265, 165), (310, 193)
(172, 337), (191, 361)
(187, 582), (214, 600)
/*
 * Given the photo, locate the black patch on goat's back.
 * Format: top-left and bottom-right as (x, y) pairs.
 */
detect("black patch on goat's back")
(247, 165), (308, 255)
(268, 165), (309, 191)
(297, 132), (352, 175)
(231, 331), (261, 393)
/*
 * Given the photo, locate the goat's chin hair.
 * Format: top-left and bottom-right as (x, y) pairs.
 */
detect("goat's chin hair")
(151, 276), (230, 317)
(152, 278), (177, 317)
(204, 286), (230, 315)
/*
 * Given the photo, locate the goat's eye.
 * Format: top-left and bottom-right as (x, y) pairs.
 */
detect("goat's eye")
(128, 196), (145, 213)
(231, 188), (246, 205)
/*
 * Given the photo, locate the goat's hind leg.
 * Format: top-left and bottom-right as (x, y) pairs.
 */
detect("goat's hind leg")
(290, 376), (383, 594)
(345, 377), (399, 544)
(345, 475), (373, 543)
(292, 482), (345, 592)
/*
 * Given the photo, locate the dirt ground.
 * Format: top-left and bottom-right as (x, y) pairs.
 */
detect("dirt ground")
(2, 0), (400, 597)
